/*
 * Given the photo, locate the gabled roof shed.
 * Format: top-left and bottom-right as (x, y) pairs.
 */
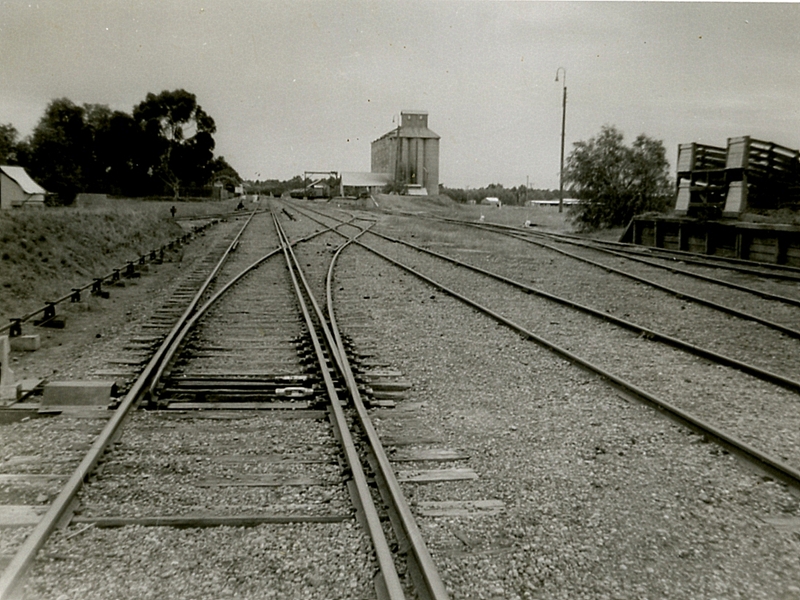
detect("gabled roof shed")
(0, 166), (47, 209)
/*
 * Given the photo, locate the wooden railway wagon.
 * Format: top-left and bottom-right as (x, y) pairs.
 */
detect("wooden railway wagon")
(620, 216), (800, 266)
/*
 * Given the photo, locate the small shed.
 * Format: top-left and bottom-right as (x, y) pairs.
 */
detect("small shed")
(0, 166), (47, 209)
(340, 172), (391, 197)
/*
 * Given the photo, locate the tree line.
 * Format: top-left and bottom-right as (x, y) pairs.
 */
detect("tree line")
(0, 89), (240, 204)
(564, 125), (673, 230)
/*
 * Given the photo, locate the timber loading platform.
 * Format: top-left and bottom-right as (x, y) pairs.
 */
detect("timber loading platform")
(619, 217), (800, 266)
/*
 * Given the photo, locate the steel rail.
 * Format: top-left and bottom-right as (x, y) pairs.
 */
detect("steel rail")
(322, 228), (451, 600)
(375, 230), (800, 394)
(544, 227), (800, 278)
(446, 218), (800, 308)
(269, 212), (407, 600)
(0, 209), (257, 600)
(146, 214), (360, 396)
(0, 209), (360, 599)
(289, 205), (800, 395)
(441, 216), (800, 281)
(543, 233), (800, 308)
(491, 228), (800, 337)
(424, 216), (800, 340)
(285, 205), (800, 487)
(385, 208), (800, 282)
(335, 232), (800, 491)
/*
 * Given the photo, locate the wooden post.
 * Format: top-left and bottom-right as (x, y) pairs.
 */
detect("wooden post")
(776, 235), (787, 265)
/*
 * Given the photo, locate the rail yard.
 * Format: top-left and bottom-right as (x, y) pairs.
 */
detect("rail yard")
(2, 198), (800, 600)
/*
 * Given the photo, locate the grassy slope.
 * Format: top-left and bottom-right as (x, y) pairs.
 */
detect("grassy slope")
(0, 199), (236, 320)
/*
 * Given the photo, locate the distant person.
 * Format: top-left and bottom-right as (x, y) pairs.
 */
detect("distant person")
(170, 205), (176, 218)
(524, 220), (531, 228)
(237, 200), (245, 211)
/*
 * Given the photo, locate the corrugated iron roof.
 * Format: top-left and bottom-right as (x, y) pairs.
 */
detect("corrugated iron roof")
(398, 126), (439, 139)
(0, 166), (47, 194)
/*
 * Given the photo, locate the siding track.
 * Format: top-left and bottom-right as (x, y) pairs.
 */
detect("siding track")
(289, 202), (800, 489)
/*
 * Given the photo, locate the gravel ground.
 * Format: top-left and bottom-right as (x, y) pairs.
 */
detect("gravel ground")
(25, 522), (374, 600)
(77, 410), (351, 517)
(385, 217), (800, 381)
(358, 217), (800, 469)
(7, 203), (800, 599)
(10, 209), (382, 599)
(328, 208), (800, 599)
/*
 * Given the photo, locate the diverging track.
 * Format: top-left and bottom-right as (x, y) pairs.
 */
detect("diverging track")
(1, 205), (448, 600)
(290, 202), (800, 489)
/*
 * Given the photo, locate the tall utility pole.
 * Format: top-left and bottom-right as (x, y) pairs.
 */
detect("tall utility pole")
(556, 67), (567, 213)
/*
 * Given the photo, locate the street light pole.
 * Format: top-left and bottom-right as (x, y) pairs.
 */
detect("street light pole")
(556, 67), (567, 213)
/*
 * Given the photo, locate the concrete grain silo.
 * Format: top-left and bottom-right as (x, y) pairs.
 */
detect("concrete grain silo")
(371, 111), (439, 195)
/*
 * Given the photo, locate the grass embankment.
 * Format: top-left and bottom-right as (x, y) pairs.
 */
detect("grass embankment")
(0, 200), (231, 321)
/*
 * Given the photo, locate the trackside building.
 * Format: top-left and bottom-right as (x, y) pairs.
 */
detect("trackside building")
(0, 166), (47, 209)
(371, 111), (440, 196)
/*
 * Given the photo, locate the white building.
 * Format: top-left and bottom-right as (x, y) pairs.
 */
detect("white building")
(0, 166), (47, 209)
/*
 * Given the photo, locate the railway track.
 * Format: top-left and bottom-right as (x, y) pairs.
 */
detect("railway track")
(0, 205), (448, 599)
(285, 202), (800, 598)
(288, 202), (800, 487)
(419, 216), (800, 339)
(471, 219), (800, 282)
(6, 200), (800, 597)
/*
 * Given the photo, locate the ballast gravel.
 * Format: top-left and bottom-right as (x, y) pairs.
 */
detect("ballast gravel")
(7, 204), (800, 599)
(332, 210), (800, 600)
(25, 522), (374, 600)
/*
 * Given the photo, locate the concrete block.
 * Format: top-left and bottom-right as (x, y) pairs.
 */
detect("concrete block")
(41, 380), (117, 407)
(723, 181), (747, 217)
(0, 382), (21, 405)
(10, 335), (41, 352)
(19, 379), (44, 396)
(0, 335), (14, 390)
(674, 181), (691, 215)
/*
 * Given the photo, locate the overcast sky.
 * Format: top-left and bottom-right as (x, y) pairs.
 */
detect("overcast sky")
(1, 1), (799, 189)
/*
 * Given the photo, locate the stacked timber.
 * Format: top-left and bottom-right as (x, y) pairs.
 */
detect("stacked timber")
(675, 143), (728, 218)
(724, 137), (800, 215)
(674, 136), (800, 218)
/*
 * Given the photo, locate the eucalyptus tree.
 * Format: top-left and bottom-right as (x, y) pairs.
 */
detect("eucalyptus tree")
(133, 89), (217, 199)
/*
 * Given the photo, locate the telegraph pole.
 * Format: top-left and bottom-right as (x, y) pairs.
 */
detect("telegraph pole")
(556, 67), (567, 213)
